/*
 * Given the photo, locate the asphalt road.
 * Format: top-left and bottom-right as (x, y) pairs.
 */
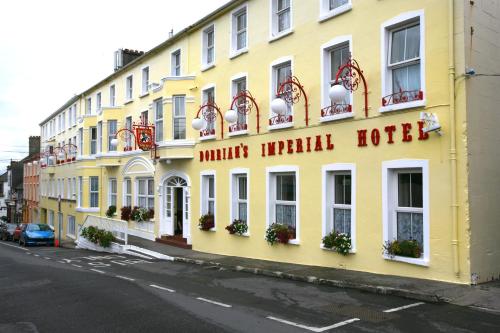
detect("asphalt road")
(0, 241), (499, 333)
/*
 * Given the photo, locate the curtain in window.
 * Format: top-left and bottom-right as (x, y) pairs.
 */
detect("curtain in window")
(277, 0), (290, 32)
(330, 0), (348, 10)
(333, 208), (351, 235)
(397, 212), (423, 244)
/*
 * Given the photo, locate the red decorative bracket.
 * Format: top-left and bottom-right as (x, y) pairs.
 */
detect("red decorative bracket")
(276, 76), (309, 126)
(382, 89), (423, 107)
(229, 90), (260, 134)
(334, 56), (369, 118)
(115, 128), (137, 151)
(196, 101), (225, 139)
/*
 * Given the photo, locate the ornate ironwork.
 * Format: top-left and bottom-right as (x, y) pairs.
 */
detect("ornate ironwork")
(269, 114), (293, 126)
(112, 120), (158, 160)
(115, 128), (137, 151)
(382, 90), (423, 107)
(229, 90), (260, 133)
(195, 101), (225, 139)
(320, 104), (352, 117)
(334, 55), (369, 118)
(275, 76), (309, 126)
(229, 123), (248, 133)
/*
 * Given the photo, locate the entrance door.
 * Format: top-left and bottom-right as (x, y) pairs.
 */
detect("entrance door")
(161, 176), (188, 237)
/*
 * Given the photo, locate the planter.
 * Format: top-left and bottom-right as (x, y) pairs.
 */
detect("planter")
(383, 240), (422, 259)
(322, 232), (351, 255)
(225, 220), (248, 235)
(199, 214), (215, 231)
(266, 223), (295, 245)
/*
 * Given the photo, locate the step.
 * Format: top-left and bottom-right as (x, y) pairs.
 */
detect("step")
(155, 236), (192, 249)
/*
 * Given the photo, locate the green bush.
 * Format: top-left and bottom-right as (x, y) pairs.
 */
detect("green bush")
(106, 205), (116, 218)
(225, 220), (248, 235)
(80, 226), (116, 248)
(198, 214), (215, 231)
(322, 232), (352, 255)
(265, 223), (295, 245)
(383, 239), (422, 258)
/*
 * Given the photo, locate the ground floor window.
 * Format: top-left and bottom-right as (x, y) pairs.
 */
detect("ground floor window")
(230, 169), (249, 226)
(267, 166), (299, 242)
(137, 178), (154, 209)
(108, 178), (117, 207)
(48, 210), (54, 227)
(89, 176), (99, 208)
(201, 171), (216, 228)
(67, 215), (76, 238)
(123, 178), (132, 207)
(382, 159), (429, 265)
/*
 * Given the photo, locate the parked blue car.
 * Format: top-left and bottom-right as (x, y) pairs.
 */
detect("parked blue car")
(19, 224), (55, 247)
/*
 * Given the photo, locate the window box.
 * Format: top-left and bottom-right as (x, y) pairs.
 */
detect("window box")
(265, 223), (295, 245)
(225, 219), (248, 236)
(322, 232), (352, 255)
(131, 206), (154, 222)
(199, 214), (215, 231)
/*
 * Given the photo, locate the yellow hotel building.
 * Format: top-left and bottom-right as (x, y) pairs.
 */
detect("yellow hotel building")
(38, 0), (500, 284)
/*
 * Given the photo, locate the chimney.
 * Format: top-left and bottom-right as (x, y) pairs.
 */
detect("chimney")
(114, 48), (145, 72)
(169, 29), (174, 38)
(28, 136), (40, 156)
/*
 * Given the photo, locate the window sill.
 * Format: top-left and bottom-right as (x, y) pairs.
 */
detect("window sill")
(76, 207), (100, 213)
(227, 129), (248, 137)
(319, 112), (354, 123)
(199, 135), (216, 141)
(201, 63), (216, 72)
(318, 4), (352, 23)
(199, 227), (216, 232)
(124, 99), (134, 105)
(383, 254), (429, 267)
(320, 244), (356, 254)
(379, 100), (425, 113)
(287, 239), (300, 245)
(269, 29), (294, 43)
(268, 122), (294, 131)
(229, 48), (248, 60)
(139, 92), (149, 98)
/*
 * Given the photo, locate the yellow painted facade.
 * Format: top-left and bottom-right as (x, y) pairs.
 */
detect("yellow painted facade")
(39, 0), (500, 284)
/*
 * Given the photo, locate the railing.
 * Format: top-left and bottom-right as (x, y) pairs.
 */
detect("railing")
(321, 103), (352, 117)
(269, 114), (293, 126)
(382, 90), (423, 107)
(79, 214), (128, 245)
(200, 128), (216, 138)
(229, 123), (248, 133)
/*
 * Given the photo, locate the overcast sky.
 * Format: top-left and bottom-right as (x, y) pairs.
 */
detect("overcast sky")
(0, 0), (230, 173)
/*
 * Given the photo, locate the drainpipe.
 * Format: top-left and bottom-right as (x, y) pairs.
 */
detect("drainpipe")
(448, 0), (460, 277)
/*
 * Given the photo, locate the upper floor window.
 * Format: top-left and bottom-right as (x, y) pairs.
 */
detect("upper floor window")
(270, 60), (293, 128)
(96, 92), (102, 111)
(173, 95), (186, 140)
(271, 0), (292, 38)
(141, 110), (148, 125)
(319, 0), (351, 22)
(109, 85), (116, 107)
(202, 25), (215, 68)
(97, 121), (103, 153)
(126, 75), (133, 101)
(108, 120), (117, 152)
(231, 6), (247, 55)
(86, 97), (92, 115)
(171, 50), (181, 76)
(90, 126), (97, 155)
(201, 87), (215, 138)
(229, 76), (247, 134)
(125, 116), (132, 149)
(381, 11), (424, 111)
(154, 98), (163, 142)
(141, 67), (149, 95)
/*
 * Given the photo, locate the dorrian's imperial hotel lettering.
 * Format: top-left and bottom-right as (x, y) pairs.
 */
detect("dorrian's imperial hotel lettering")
(38, 0), (500, 285)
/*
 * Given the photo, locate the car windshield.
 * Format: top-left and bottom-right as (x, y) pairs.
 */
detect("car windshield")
(27, 224), (52, 232)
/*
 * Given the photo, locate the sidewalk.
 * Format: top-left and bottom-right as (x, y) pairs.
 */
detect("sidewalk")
(127, 235), (500, 313)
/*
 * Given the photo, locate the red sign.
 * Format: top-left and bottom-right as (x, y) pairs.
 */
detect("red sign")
(135, 127), (154, 151)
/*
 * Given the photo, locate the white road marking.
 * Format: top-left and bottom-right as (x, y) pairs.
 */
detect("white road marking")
(0, 242), (26, 251)
(196, 297), (232, 308)
(33, 254), (40, 257)
(90, 269), (106, 274)
(266, 316), (360, 332)
(58, 261), (67, 264)
(44, 257), (51, 260)
(383, 302), (425, 313)
(72, 264), (83, 268)
(116, 275), (135, 281)
(150, 284), (175, 293)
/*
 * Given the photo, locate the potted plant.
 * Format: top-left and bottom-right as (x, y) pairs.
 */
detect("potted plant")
(383, 239), (422, 259)
(225, 219), (248, 235)
(322, 232), (352, 255)
(105, 205), (116, 218)
(121, 206), (131, 221)
(198, 214), (214, 231)
(131, 207), (150, 222)
(265, 223), (295, 245)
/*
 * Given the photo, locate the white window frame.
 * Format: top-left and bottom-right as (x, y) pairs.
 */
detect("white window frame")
(269, 56), (294, 130)
(229, 168), (250, 235)
(228, 73), (248, 136)
(200, 84), (216, 141)
(125, 75), (133, 102)
(382, 159), (429, 266)
(141, 66), (149, 96)
(109, 84), (116, 107)
(320, 35), (354, 122)
(266, 165), (300, 244)
(201, 24), (215, 70)
(48, 210), (54, 227)
(108, 120), (117, 152)
(154, 98), (163, 142)
(67, 215), (76, 239)
(173, 95), (186, 140)
(96, 92), (102, 112)
(77, 177), (83, 207)
(123, 178), (132, 207)
(319, 0), (352, 22)
(321, 163), (356, 252)
(380, 10), (425, 113)
(108, 178), (117, 208)
(200, 170), (216, 231)
(136, 178), (154, 210)
(86, 97), (92, 115)
(89, 176), (99, 208)
(97, 121), (102, 153)
(269, 0), (293, 41)
(72, 177), (76, 200)
(230, 4), (248, 57)
(171, 49), (181, 76)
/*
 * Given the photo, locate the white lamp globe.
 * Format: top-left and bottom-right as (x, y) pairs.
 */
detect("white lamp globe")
(271, 98), (287, 115)
(110, 138), (119, 147)
(58, 152), (65, 160)
(192, 118), (204, 131)
(329, 84), (348, 103)
(224, 109), (238, 123)
(39, 158), (44, 164)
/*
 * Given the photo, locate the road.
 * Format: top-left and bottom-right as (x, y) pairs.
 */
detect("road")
(0, 241), (499, 333)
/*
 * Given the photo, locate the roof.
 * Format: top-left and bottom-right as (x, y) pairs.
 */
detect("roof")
(0, 171), (7, 182)
(40, 0), (242, 127)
